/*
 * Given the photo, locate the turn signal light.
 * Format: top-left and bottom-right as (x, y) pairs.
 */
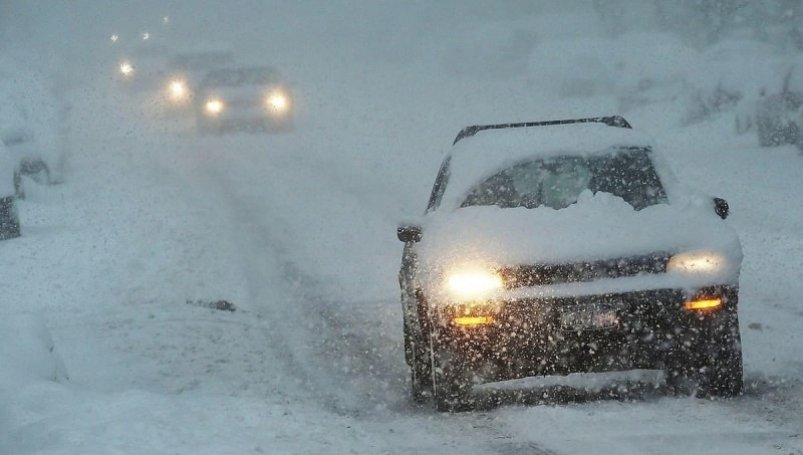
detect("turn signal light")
(453, 316), (495, 327)
(683, 298), (722, 312)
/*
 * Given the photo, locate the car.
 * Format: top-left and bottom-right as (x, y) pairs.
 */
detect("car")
(397, 116), (743, 411)
(0, 140), (21, 240)
(1, 127), (52, 198)
(157, 48), (236, 110)
(194, 66), (293, 133)
(0, 58), (65, 196)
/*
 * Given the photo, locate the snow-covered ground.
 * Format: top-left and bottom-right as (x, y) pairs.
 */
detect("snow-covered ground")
(1, 2), (802, 454)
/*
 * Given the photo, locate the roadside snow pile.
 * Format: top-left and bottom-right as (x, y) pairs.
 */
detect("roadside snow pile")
(526, 32), (803, 128)
(0, 314), (68, 388)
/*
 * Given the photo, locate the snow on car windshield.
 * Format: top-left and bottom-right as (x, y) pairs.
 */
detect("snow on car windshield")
(461, 147), (667, 211)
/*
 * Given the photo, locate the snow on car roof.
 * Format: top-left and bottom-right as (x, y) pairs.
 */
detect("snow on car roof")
(440, 123), (655, 211)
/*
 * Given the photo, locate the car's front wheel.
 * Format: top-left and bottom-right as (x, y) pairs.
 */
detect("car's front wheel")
(430, 336), (473, 412)
(404, 323), (432, 403)
(666, 311), (743, 397)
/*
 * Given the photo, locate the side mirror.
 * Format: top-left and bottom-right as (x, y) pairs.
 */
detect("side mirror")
(713, 197), (729, 220)
(397, 224), (422, 243)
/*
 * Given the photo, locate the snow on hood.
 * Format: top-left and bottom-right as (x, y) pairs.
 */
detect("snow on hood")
(418, 190), (741, 283)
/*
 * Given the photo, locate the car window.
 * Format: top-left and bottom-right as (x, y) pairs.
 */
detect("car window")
(461, 148), (667, 210)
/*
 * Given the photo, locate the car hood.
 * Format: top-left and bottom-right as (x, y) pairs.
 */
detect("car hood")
(418, 191), (741, 277)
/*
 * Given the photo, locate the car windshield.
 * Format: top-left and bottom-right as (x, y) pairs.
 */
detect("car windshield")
(202, 67), (279, 87)
(461, 148), (667, 211)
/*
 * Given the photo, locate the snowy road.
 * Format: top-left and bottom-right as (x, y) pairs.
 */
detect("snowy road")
(2, 3), (803, 454)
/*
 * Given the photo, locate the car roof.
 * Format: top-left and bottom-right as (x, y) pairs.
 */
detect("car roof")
(452, 116), (632, 144)
(201, 66), (282, 87)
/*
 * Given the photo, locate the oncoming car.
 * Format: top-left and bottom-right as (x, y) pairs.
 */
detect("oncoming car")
(397, 116), (743, 411)
(158, 49), (236, 109)
(194, 66), (293, 133)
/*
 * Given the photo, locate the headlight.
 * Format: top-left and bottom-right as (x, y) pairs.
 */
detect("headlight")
(119, 61), (134, 77)
(667, 251), (726, 274)
(266, 91), (290, 113)
(445, 269), (503, 298)
(205, 99), (224, 115)
(168, 79), (189, 102)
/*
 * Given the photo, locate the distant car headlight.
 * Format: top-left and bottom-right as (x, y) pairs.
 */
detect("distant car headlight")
(266, 90), (291, 113)
(167, 79), (189, 102)
(667, 251), (726, 274)
(445, 269), (503, 298)
(205, 98), (224, 115)
(119, 61), (134, 77)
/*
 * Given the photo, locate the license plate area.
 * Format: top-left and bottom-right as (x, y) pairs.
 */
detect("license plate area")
(560, 302), (620, 331)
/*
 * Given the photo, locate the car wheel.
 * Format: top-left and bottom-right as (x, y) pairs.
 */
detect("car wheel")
(430, 336), (472, 412)
(0, 196), (21, 240)
(666, 312), (743, 398)
(409, 339), (432, 404)
(406, 325), (432, 404)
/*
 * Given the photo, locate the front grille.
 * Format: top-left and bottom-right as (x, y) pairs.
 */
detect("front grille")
(498, 252), (670, 288)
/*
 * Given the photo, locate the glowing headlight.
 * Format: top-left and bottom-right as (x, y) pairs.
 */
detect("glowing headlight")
(445, 270), (503, 298)
(168, 79), (188, 101)
(119, 61), (134, 77)
(667, 251), (726, 274)
(205, 99), (224, 115)
(266, 91), (290, 112)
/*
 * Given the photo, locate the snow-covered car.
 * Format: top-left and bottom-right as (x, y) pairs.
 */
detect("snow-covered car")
(194, 66), (293, 133)
(397, 117), (743, 411)
(0, 56), (65, 196)
(1, 128), (52, 198)
(0, 140), (21, 240)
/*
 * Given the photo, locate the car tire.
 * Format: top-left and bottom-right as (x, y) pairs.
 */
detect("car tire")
(430, 336), (472, 412)
(403, 322), (432, 403)
(666, 311), (743, 398)
(0, 196), (21, 240)
(410, 340), (432, 404)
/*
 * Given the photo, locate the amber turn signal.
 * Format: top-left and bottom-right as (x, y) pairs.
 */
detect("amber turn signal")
(683, 298), (723, 312)
(453, 315), (495, 327)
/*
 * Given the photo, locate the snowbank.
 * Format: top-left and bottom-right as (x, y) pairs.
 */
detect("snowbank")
(0, 314), (68, 388)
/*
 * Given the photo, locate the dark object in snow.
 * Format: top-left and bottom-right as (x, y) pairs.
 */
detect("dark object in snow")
(0, 196), (21, 240)
(398, 116), (743, 412)
(186, 299), (236, 312)
(756, 92), (802, 147)
(756, 69), (803, 148)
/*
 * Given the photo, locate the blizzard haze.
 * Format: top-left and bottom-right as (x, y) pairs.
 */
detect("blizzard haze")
(1, 1), (802, 454)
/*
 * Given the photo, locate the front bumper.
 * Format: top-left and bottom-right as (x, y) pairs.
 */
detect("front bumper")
(430, 285), (738, 381)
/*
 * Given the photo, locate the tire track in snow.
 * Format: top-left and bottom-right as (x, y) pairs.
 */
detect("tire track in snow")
(183, 145), (558, 455)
